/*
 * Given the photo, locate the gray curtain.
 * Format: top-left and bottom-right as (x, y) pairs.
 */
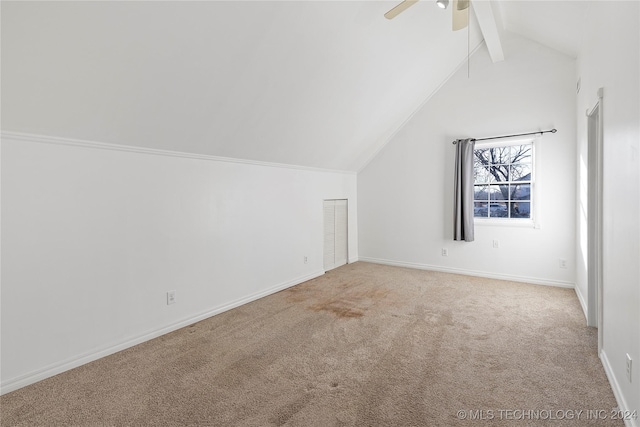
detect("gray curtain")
(453, 138), (475, 242)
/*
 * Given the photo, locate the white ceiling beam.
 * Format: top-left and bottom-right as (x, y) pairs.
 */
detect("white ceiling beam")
(473, 0), (504, 63)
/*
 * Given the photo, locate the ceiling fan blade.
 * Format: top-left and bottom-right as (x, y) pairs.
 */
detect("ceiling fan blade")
(384, 0), (419, 20)
(452, 0), (469, 31)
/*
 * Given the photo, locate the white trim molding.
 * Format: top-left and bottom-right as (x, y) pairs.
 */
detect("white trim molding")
(0, 131), (356, 175)
(359, 257), (575, 288)
(574, 284), (589, 323)
(0, 270), (324, 395)
(600, 350), (638, 427)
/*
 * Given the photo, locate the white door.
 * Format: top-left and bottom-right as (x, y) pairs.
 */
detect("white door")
(323, 199), (348, 271)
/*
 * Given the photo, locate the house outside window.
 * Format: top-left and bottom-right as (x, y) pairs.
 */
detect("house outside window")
(473, 141), (533, 220)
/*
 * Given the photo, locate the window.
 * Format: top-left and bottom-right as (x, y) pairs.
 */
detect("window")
(473, 141), (533, 220)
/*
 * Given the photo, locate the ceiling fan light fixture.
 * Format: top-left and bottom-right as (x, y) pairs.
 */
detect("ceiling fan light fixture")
(436, 0), (449, 9)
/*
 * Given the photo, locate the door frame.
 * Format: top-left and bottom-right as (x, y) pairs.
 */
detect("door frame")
(586, 88), (604, 354)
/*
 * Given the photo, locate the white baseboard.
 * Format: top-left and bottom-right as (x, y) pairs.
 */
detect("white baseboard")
(600, 350), (638, 427)
(574, 284), (589, 323)
(349, 257), (359, 264)
(0, 270), (324, 395)
(359, 257), (575, 288)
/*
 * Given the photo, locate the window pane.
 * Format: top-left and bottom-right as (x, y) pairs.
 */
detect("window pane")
(474, 202), (488, 217)
(510, 202), (531, 218)
(489, 202), (508, 217)
(474, 167), (491, 184)
(473, 141), (533, 221)
(510, 163), (532, 181)
(474, 185), (489, 200)
(474, 149), (491, 166)
(510, 144), (532, 163)
(511, 183), (531, 200)
(489, 185), (508, 200)
(489, 147), (510, 165)
(487, 165), (509, 182)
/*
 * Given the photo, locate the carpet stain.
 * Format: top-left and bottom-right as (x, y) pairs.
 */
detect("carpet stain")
(309, 301), (364, 318)
(288, 281), (396, 319)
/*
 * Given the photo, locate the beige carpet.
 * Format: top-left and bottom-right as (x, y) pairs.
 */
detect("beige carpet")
(1, 262), (622, 426)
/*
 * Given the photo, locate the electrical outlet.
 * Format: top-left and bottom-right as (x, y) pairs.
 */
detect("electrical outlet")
(492, 240), (499, 249)
(626, 354), (632, 383)
(442, 248), (448, 257)
(167, 290), (176, 305)
(304, 256), (308, 264)
(559, 259), (567, 269)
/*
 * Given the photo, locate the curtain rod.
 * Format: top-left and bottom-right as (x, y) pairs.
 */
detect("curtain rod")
(452, 128), (557, 144)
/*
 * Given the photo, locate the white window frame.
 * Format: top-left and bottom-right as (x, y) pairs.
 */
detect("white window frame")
(473, 137), (538, 228)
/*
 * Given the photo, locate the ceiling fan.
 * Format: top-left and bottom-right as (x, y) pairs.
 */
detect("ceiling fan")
(384, 0), (469, 31)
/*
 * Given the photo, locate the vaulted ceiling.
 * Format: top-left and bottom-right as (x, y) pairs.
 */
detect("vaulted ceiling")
(1, 1), (587, 171)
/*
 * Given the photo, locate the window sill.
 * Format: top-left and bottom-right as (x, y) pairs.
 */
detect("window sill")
(474, 218), (538, 228)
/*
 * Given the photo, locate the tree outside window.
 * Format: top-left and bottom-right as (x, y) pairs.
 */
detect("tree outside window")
(473, 143), (532, 219)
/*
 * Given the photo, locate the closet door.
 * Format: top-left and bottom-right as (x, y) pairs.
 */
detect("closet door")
(334, 200), (348, 268)
(323, 201), (336, 271)
(323, 199), (348, 272)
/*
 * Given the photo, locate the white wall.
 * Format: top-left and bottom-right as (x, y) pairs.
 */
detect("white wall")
(0, 133), (358, 393)
(358, 34), (577, 287)
(575, 1), (640, 418)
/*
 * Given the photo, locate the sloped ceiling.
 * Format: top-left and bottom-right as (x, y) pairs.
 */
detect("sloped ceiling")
(498, 0), (587, 58)
(1, 1), (585, 171)
(1, 1), (483, 171)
